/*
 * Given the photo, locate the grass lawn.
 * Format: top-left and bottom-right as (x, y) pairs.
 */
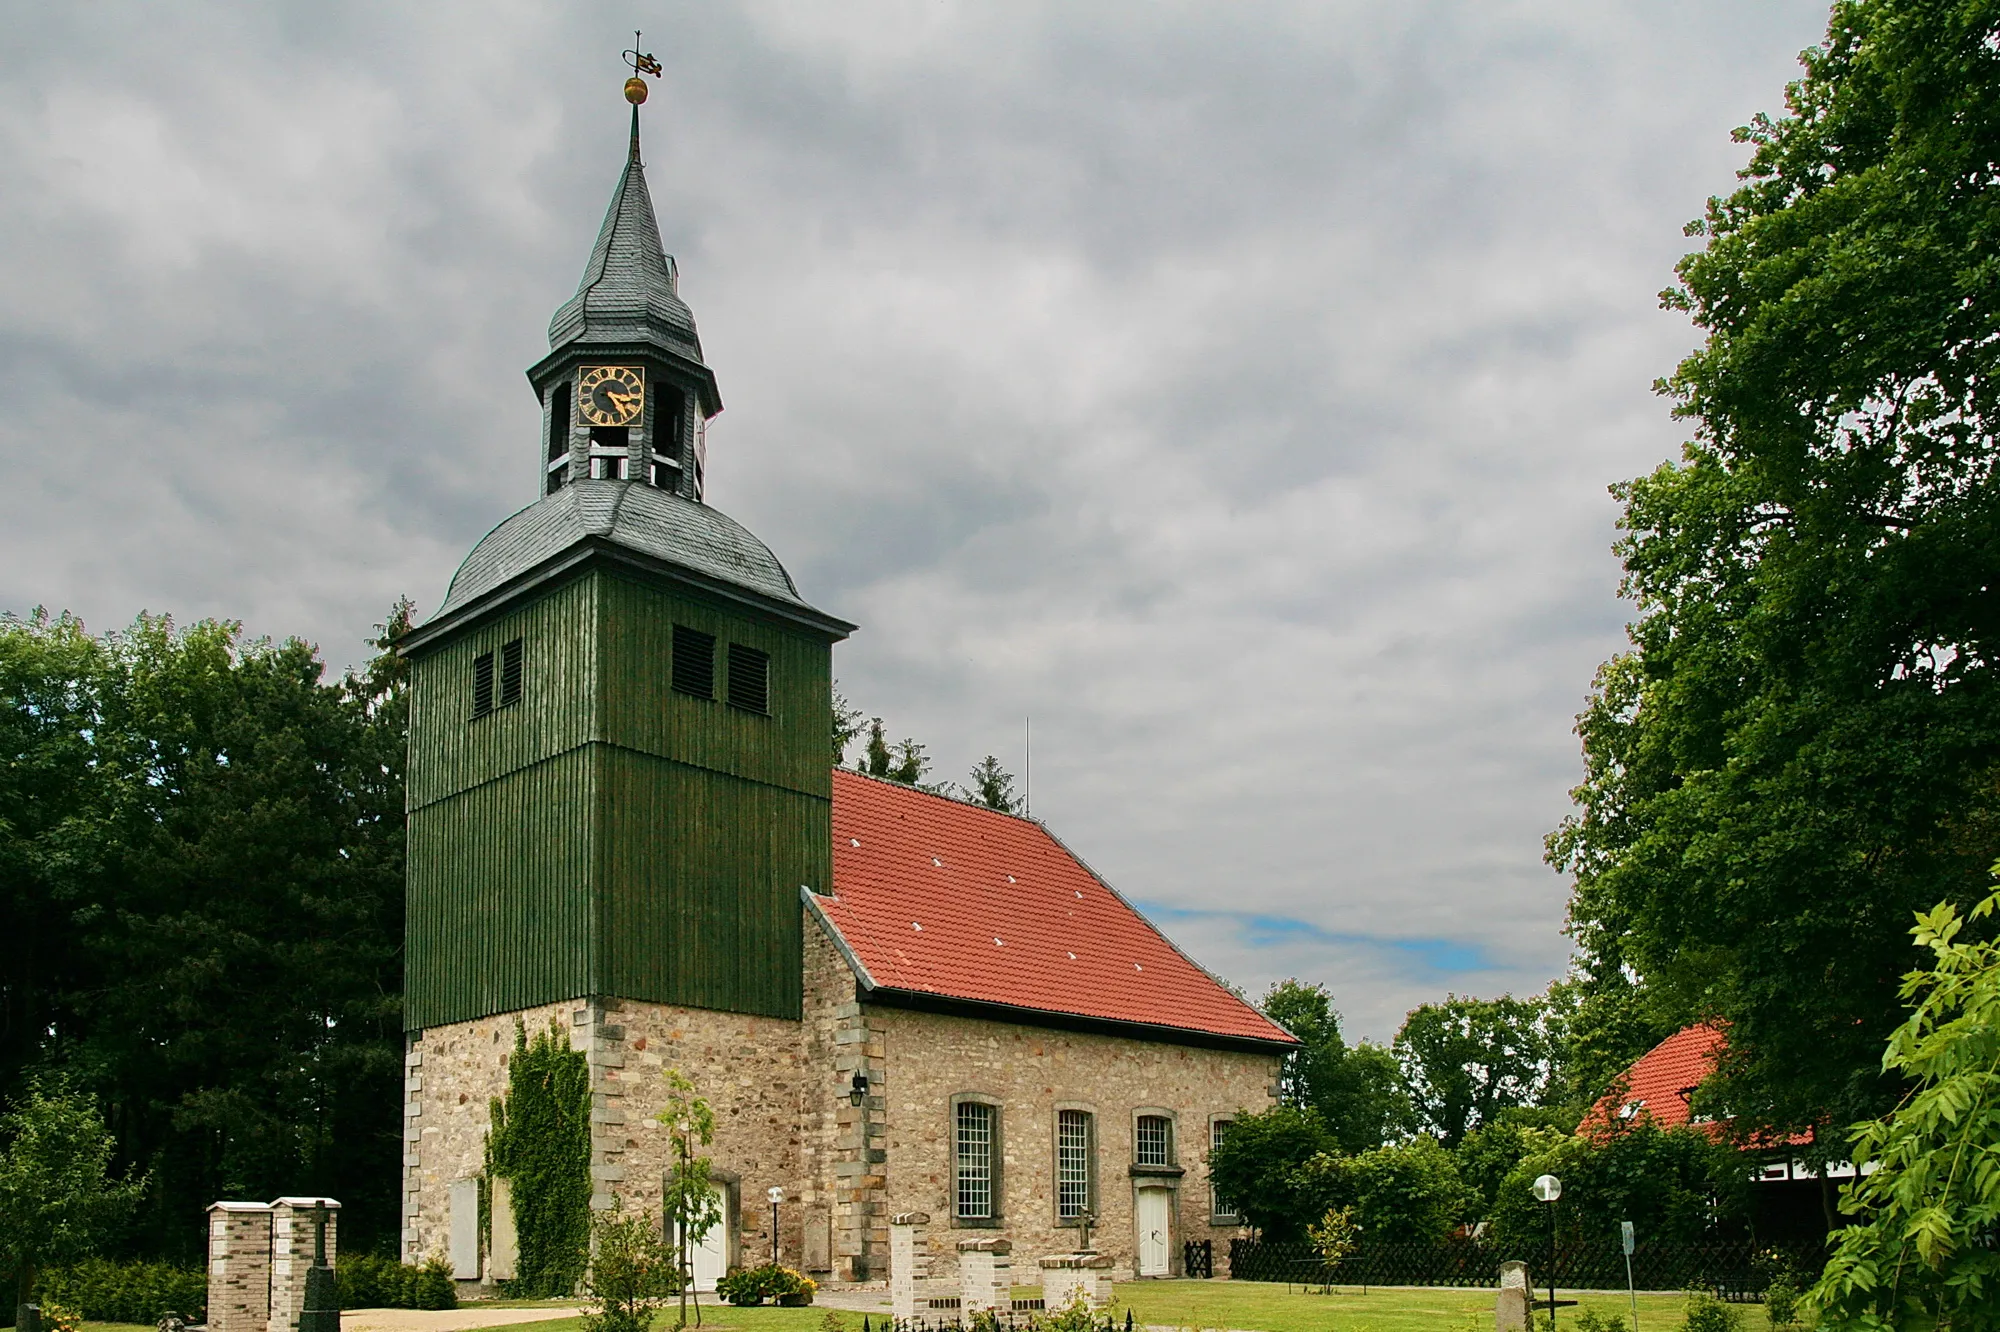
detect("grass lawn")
(87, 1281), (1710, 1332)
(1111, 1280), (1694, 1332)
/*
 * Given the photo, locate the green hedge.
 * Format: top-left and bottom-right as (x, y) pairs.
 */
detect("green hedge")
(40, 1259), (208, 1325)
(337, 1254), (457, 1311)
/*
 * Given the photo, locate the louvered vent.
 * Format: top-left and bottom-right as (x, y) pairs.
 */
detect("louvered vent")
(471, 651), (495, 718)
(672, 626), (716, 699)
(499, 638), (524, 706)
(727, 643), (770, 715)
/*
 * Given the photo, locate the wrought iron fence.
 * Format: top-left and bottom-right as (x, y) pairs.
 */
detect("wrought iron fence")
(1183, 1239), (1214, 1279)
(1227, 1239), (1825, 1298)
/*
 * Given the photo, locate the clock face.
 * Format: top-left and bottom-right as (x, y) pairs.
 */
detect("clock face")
(578, 366), (645, 427)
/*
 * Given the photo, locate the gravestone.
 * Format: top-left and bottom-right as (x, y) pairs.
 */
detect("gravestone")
(1496, 1260), (1532, 1332)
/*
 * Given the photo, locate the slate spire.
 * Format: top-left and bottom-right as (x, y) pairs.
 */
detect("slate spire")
(544, 118), (709, 381)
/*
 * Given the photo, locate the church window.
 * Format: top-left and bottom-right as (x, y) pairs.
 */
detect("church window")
(727, 644), (770, 715)
(1135, 1114), (1172, 1167)
(471, 651), (495, 718)
(546, 465), (566, 495)
(1210, 1117), (1240, 1221)
(672, 627), (716, 699)
(593, 455), (624, 480)
(955, 1099), (997, 1221)
(499, 638), (524, 707)
(1056, 1109), (1094, 1220)
(547, 382), (572, 461)
(650, 457), (679, 489)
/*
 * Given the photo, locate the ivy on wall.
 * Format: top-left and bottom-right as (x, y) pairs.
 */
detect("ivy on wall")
(487, 1018), (591, 1297)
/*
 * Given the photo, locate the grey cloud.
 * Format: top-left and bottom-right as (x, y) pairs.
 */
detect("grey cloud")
(0, 0), (1832, 1039)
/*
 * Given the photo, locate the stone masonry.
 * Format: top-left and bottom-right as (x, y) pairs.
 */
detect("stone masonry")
(404, 996), (806, 1279)
(403, 909), (1281, 1286)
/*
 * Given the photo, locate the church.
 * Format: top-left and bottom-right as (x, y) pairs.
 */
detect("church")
(395, 73), (1295, 1290)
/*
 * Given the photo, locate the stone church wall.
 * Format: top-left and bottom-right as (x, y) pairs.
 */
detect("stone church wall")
(869, 1005), (1278, 1283)
(403, 997), (809, 1277)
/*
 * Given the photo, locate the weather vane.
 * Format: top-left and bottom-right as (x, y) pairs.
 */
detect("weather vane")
(623, 31), (662, 104)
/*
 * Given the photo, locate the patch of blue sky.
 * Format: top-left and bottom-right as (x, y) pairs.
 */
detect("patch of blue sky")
(1139, 901), (1496, 977)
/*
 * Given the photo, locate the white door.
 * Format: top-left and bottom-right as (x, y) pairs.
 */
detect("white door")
(689, 1185), (730, 1292)
(1136, 1187), (1172, 1277)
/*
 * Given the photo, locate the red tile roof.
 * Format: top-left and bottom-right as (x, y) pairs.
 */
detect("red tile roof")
(813, 769), (1296, 1049)
(1582, 1024), (1727, 1139)
(1581, 1023), (1813, 1148)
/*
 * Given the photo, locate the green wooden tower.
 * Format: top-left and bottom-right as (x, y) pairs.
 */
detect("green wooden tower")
(399, 99), (854, 1032)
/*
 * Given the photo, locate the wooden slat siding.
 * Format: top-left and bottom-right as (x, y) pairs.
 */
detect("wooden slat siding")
(406, 747), (596, 1026)
(407, 576), (600, 812)
(596, 571), (833, 799)
(597, 748), (820, 1018)
(404, 564), (835, 1030)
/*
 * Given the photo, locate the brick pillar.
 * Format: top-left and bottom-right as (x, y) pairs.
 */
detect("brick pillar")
(206, 1203), (272, 1332)
(958, 1239), (1011, 1313)
(268, 1199), (339, 1332)
(889, 1213), (931, 1320)
(1039, 1253), (1113, 1310)
(403, 1035), (425, 1262)
(831, 1003), (886, 1280)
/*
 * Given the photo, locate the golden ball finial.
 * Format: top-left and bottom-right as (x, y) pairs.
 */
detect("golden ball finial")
(625, 76), (649, 105)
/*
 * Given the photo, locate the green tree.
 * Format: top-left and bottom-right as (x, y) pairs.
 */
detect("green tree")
(1261, 980), (1412, 1152)
(0, 1077), (147, 1314)
(1807, 886), (2000, 1329)
(582, 1203), (680, 1332)
(1551, 0), (2000, 1139)
(1487, 1120), (1749, 1255)
(0, 606), (408, 1259)
(1453, 1110), (1574, 1222)
(1542, 967), (1676, 1113)
(659, 1070), (720, 1329)
(1395, 995), (1551, 1147)
(964, 756), (1018, 812)
(1204, 1105), (1338, 1242)
(1333, 1136), (1475, 1244)
(858, 718), (929, 785)
(488, 1020), (592, 1298)
(831, 685), (865, 766)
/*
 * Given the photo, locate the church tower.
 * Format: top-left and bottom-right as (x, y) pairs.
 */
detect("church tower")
(398, 77), (854, 1037)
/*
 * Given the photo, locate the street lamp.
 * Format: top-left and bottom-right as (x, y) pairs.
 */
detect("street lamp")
(767, 1186), (785, 1265)
(1533, 1174), (1563, 1332)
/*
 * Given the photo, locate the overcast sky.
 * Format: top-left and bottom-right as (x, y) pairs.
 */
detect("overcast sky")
(0, 1), (1833, 1039)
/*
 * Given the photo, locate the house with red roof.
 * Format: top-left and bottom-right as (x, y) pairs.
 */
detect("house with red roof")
(1581, 1024), (1856, 1240)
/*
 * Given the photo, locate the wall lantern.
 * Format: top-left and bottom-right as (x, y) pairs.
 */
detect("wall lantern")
(849, 1071), (869, 1107)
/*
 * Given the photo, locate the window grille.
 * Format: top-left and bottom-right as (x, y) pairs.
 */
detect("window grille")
(1057, 1110), (1093, 1220)
(727, 643), (770, 715)
(499, 638), (523, 707)
(672, 626), (716, 699)
(471, 651), (495, 718)
(1211, 1119), (1238, 1218)
(1136, 1115), (1171, 1167)
(956, 1101), (994, 1220)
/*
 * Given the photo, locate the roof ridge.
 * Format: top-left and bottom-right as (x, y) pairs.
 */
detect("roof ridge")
(832, 765), (1048, 827)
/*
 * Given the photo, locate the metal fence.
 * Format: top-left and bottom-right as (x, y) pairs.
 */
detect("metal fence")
(1228, 1239), (1825, 1298)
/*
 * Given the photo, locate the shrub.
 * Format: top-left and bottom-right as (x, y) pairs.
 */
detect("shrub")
(1762, 1278), (1799, 1327)
(336, 1253), (457, 1311)
(714, 1264), (815, 1307)
(1577, 1310), (1627, 1332)
(38, 1303), (80, 1332)
(1681, 1291), (1742, 1332)
(39, 1258), (207, 1324)
(581, 1206), (679, 1332)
